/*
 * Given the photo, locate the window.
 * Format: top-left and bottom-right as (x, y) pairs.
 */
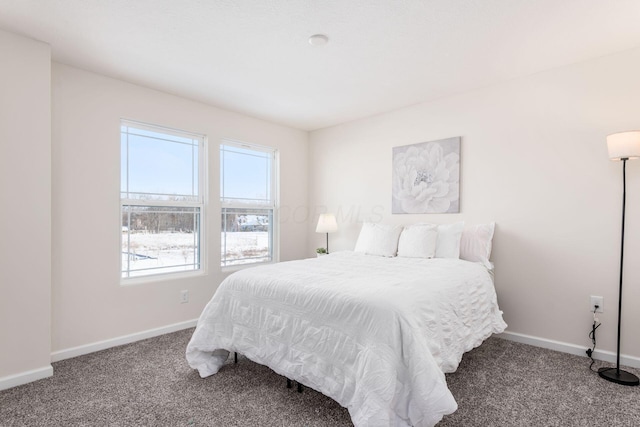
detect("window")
(220, 141), (277, 267)
(121, 121), (206, 279)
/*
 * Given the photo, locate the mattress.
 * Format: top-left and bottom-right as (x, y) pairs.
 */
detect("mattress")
(186, 251), (506, 426)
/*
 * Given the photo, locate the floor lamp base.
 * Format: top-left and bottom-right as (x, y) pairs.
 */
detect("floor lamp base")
(598, 367), (640, 386)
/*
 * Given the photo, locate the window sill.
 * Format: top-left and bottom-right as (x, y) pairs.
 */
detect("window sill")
(120, 269), (206, 286)
(220, 260), (275, 274)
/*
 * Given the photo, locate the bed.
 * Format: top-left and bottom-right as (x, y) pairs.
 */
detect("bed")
(186, 249), (506, 427)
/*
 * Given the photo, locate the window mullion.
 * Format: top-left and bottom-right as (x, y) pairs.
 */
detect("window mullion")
(122, 199), (203, 208)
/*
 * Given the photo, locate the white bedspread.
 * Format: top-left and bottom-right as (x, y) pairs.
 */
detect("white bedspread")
(186, 251), (506, 427)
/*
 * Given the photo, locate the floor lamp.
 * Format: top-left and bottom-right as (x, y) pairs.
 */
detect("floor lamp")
(315, 213), (338, 253)
(600, 131), (640, 386)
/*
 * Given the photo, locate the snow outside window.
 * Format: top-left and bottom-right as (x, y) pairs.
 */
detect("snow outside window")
(220, 142), (277, 267)
(121, 121), (206, 280)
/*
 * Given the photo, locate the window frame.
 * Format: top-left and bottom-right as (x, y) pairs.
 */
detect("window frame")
(220, 139), (279, 269)
(120, 119), (207, 283)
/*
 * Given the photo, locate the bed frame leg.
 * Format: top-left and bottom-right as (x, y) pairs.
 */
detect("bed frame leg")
(286, 379), (303, 392)
(234, 352), (238, 364)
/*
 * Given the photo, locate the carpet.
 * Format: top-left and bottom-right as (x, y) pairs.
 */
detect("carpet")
(1, 329), (640, 426)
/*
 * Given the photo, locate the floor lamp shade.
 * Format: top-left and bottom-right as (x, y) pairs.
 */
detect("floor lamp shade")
(599, 131), (640, 386)
(316, 213), (338, 253)
(607, 131), (640, 160)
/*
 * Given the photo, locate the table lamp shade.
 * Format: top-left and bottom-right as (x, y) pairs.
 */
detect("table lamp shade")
(607, 131), (640, 160)
(316, 213), (338, 234)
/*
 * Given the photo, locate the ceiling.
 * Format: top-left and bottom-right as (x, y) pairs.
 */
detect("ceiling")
(2, 0), (640, 131)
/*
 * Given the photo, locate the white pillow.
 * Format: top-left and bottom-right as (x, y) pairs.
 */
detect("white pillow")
(460, 222), (495, 266)
(435, 222), (465, 259)
(354, 223), (403, 257)
(397, 224), (438, 258)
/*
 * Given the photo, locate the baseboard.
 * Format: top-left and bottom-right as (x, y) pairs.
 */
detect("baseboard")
(0, 365), (53, 391)
(497, 331), (640, 369)
(50, 318), (198, 363)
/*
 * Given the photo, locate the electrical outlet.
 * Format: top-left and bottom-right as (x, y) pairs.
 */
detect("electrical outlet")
(180, 290), (189, 304)
(590, 295), (603, 313)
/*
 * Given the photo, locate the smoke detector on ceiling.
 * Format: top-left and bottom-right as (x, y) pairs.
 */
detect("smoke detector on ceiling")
(308, 34), (329, 46)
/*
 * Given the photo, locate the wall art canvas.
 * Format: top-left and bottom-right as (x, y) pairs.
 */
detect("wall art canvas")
(392, 136), (460, 214)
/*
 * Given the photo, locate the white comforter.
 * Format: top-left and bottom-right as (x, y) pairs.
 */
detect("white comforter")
(186, 251), (506, 427)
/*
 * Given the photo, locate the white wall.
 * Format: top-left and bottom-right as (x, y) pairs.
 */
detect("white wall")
(0, 30), (52, 386)
(51, 64), (308, 354)
(309, 47), (640, 359)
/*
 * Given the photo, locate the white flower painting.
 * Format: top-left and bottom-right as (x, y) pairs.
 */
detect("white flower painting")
(392, 137), (460, 214)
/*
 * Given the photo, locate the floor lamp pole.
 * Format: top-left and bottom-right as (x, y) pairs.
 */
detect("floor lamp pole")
(326, 233), (329, 254)
(598, 158), (640, 386)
